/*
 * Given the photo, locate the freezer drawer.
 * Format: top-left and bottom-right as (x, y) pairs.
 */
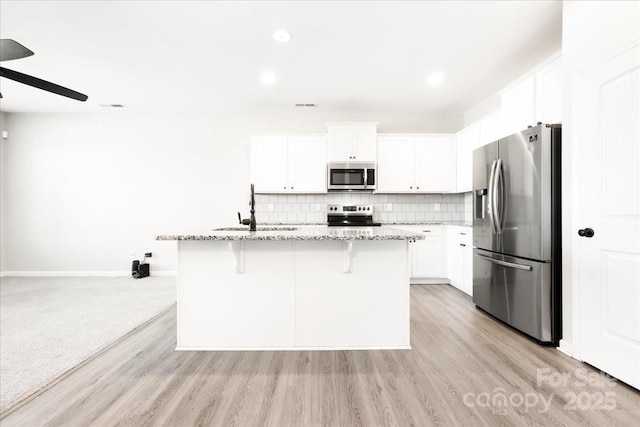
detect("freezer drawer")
(472, 248), (558, 344)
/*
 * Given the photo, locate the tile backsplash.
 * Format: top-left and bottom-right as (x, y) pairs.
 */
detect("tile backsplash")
(254, 193), (468, 224)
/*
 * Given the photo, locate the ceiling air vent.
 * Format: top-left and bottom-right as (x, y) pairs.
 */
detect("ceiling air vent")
(294, 103), (317, 107)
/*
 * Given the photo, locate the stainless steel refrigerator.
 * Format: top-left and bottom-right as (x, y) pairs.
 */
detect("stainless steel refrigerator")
(472, 123), (561, 345)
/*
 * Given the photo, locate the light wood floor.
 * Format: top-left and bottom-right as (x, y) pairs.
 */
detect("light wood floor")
(2, 285), (639, 426)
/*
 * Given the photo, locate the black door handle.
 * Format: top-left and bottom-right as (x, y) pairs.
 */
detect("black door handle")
(578, 228), (595, 238)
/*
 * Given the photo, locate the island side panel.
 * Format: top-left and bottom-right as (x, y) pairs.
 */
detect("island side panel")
(177, 240), (295, 349)
(294, 240), (410, 349)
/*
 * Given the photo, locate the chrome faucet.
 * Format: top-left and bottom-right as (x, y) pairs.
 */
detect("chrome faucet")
(237, 183), (257, 231)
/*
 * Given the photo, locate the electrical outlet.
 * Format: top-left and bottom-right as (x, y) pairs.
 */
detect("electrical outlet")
(434, 203), (441, 212)
(386, 203), (393, 211)
(316, 203), (322, 211)
(129, 250), (135, 259)
(268, 203), (274, 212)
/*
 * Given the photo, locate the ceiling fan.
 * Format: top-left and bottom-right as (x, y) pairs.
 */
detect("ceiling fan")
(0, 39), (88, 101)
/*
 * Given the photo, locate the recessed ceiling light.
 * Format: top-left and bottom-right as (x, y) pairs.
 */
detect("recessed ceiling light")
(427, 72), (444, 86)
(260, 71), (276, 85)
(273, 29), (291, 43)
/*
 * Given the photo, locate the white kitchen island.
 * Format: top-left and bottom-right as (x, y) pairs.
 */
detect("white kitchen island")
(157, 226), (423, 350)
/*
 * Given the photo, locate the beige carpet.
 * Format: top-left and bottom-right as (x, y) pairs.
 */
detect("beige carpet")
(0, 276), (176, 413)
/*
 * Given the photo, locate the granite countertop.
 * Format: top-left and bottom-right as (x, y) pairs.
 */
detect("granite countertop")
(259, 221), (472, 227)
(156, 225), (425, 241)
(386, 222), (472, 227)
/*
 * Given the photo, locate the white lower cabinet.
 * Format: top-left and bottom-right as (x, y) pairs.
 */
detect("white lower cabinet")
(446, 226), (473, 296)
(393, 225), (446, 282)
(396, 224), (473, 294)
(410, 225), (446, 280)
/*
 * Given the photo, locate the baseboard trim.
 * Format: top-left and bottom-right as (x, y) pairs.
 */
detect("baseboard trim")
(0, 271), (177, 277)
(410, 278), (449, 285)
(176, 345), (412, 351)
(558, 339), (580, 360)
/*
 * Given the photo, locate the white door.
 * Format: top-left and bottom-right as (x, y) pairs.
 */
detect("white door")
(575, 42), (640, 389)
(288, 136), (327, 193)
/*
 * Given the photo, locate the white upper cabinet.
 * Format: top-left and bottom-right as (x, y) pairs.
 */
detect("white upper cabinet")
(535, 57), (562, 125)
(288, 136), (327, 193)
(415, 135), (456, 192)
(500, 55), (562, 135)
(250, 136), (288, 193)
(251, 135), (326, 194)
(377, 134), (455, 193)
(478, 110), (503, 147)
(377, 136), (415, 192)
(327, 123), (377, 162)
(501, 75), (536, 135)
(455, 124), (479, 193)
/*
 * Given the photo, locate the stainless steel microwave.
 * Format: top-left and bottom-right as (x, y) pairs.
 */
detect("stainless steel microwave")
(327, 162), (376, 191)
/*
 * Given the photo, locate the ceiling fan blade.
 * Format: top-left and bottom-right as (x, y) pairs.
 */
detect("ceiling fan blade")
(0, 67), (88, 101)
(0, 39), (35, 62)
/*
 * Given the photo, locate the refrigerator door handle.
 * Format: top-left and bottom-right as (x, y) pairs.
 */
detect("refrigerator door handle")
(495, 158), (505, 234)
(475, 253), (533, 271)
(488, 160), (498, 234)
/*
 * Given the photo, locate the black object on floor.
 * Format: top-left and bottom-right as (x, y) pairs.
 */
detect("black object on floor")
(132, 260), (150, 279)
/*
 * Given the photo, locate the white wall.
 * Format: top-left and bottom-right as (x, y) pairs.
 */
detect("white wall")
(0, 110), (461, 274)
(560, 0), (640, 353)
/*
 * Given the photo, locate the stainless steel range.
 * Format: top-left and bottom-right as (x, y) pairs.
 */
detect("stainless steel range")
(327, 204), (381, 227)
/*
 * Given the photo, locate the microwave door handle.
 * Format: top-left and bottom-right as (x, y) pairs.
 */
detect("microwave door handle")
(363, 168), (368, 189)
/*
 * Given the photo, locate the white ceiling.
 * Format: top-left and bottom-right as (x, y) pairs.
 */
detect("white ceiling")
(0, 1), (562, 123)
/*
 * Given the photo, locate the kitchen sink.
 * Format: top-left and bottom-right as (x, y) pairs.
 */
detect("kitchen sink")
(213, 227), (298, 231)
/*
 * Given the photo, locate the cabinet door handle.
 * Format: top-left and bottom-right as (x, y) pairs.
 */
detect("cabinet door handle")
(460, 243), (466, 247)
(460, 232), (467, 235)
